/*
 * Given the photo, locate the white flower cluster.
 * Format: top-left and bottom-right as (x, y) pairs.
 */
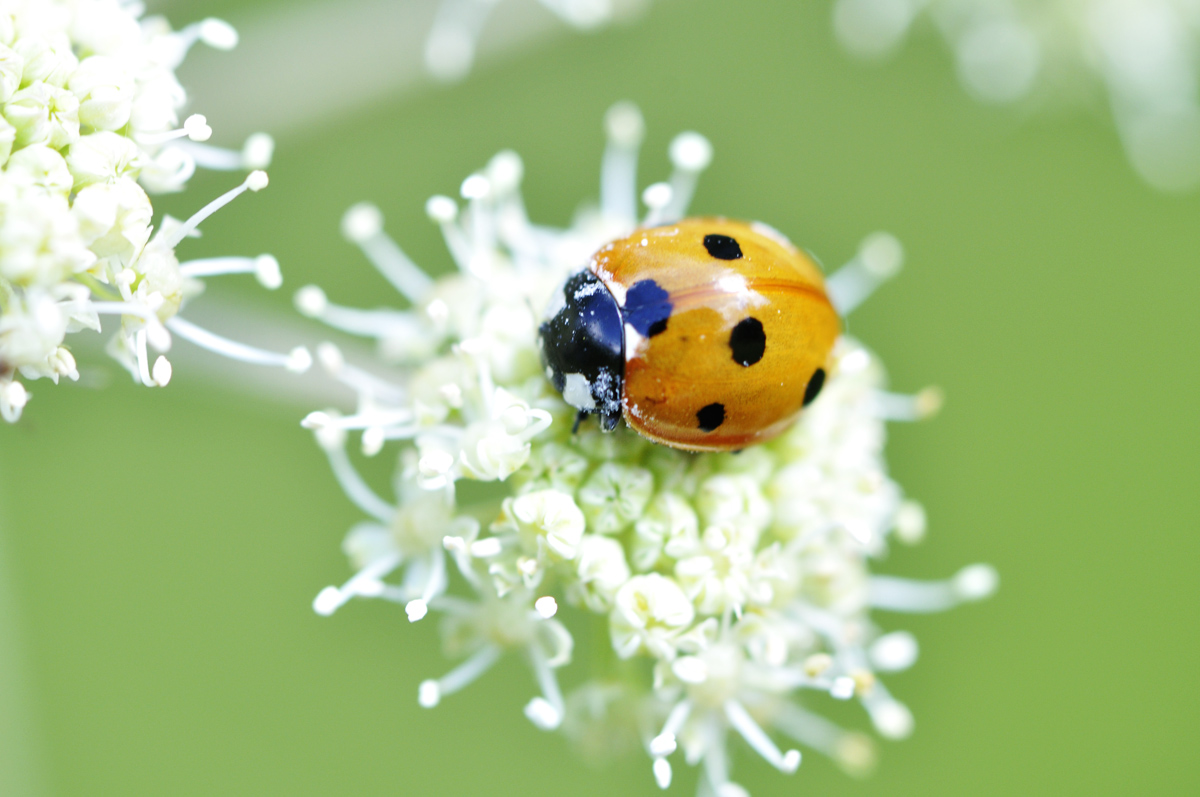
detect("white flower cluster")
(833, 0), (1200, 191)
(424, 0), (650, 81)
(0, 0), (308, 422)
(304, 104), (996, 795)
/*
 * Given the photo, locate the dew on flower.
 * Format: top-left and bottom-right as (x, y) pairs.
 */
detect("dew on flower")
(831, 0), (1200, 191)
(305, 103), (996, 794)
(0, 0), (308, 422)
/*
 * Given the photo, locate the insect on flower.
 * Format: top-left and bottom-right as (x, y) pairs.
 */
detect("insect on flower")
(539, 218), (841, 451)
(302, 103), (997, 796)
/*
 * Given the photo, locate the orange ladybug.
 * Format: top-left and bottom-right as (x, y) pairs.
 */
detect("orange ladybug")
(539, 219), (840, 452)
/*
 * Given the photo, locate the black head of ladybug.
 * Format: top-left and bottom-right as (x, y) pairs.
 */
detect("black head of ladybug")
(538, 270), (625, 431)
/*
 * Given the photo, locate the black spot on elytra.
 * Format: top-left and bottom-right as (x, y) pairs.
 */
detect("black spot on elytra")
(697, 402), (725, 432)
(703, 234), (742, 260)
(729, 317), (765, 366)
(624, 280), (673, 337)
(803, 368), (826, 406)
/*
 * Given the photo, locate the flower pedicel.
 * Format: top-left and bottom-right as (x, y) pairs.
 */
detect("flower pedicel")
(302, 103), (997, 794)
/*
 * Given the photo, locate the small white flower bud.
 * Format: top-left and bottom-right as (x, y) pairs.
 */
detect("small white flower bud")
(508, 490), (586, 561)
(894, 500), (927, 544)
(523, 697), (561, 730)
(669, 131), (713, 171)
(151, 355), (172, 386)
(198, 18), (239, 50)
(49, 347), (78, 380)
(1, 381), (29, 414)
(605, 101), (645, 146)
(487, 150), (523, 194)
(424, 298), (450, 325)
(312, 586), (344, 616)
(425, 195), (457, 223)
(417, 680), (440, 708)
(405, 599), (428, 622)
(652, 757), (672, 789)
(286, 346), (312, 373)
(534, 596), (558, 619)
(859, 232), (903, 279)
(839, 347), (871, 373)
(642, 182), (672, 210)
(252, 254), (282, 289)
(183, 114), (211, 141)
(460, 174), (490, 200)
(671, 656), (708, 684)
(869, 631), (919, 672)
(241, 133), (274, 169)
(953, 564), (999, 601)
(872, 700), (914, 739)
(315, 342), (343, 373)
(915, 386), (945, 419)
(314, 422), (347, 452)
(294, 285), (327, 317)
(418, 448), (456, 480)
(244, 170), (269, 191)
(342, 202), (383, 243)
(650, 733), (677, 757)
(469, 538), (502, 558)
(831, 676), (856, 700)
(361, 427), (385, 457)
(301, 411), (332, 430)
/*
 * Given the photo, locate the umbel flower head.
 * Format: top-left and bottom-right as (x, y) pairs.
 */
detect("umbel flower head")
(0, 0), (310, 422)
(424, 0), (652, 81)
(833, 0), (1200, 192)
(303, 103), (997, 794)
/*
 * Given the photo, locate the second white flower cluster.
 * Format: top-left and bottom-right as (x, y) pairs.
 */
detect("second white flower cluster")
(0, 0), (307, 422)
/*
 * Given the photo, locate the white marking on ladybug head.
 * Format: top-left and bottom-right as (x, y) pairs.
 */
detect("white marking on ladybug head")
(562, 373), (597, 411)
(624, 323), (648, 362)
(592, 265), (626, 305)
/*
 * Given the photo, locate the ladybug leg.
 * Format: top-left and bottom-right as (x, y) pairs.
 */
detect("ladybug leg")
(572, 409), (589, 435)
(599, 408), (621, 432)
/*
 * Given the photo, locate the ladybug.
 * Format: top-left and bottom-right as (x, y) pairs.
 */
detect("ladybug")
(539, 218), (840, 452)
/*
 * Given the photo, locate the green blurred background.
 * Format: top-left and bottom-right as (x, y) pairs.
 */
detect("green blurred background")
(1, 0), (1198, 794)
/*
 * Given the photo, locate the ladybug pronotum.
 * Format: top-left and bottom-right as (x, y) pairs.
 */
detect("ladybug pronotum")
(539, 218), (840, 452)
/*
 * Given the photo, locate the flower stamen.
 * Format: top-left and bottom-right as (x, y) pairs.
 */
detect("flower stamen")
(869, 564), (1000, 612)
(825, 232), (904, 315)
(165, 316), (311, 372)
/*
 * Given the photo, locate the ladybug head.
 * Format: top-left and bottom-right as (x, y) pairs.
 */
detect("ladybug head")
(538, 269), (625, 431)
